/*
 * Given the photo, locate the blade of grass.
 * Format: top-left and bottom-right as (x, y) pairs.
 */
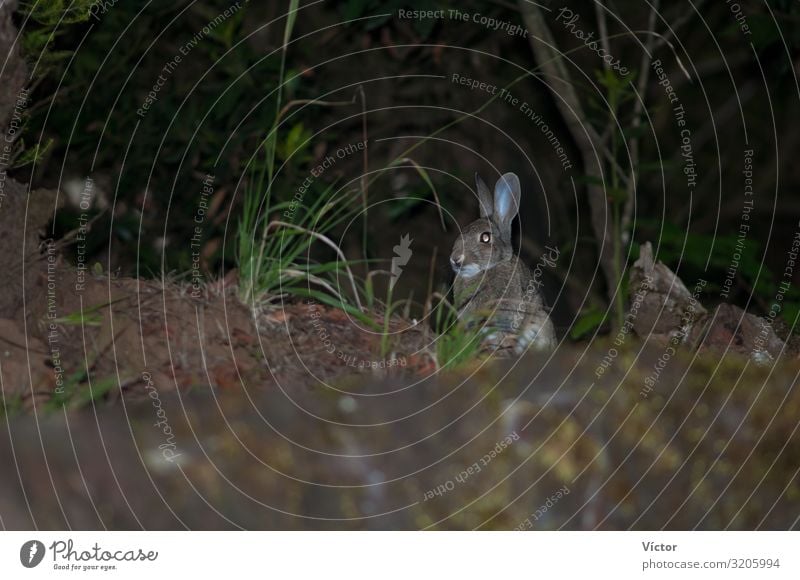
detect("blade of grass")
(266, 220), (365, 311)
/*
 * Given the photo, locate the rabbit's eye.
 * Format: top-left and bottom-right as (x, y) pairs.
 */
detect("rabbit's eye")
(480, 232), (491, 244)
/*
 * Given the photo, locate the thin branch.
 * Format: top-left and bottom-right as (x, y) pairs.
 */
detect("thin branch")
(599, 144), (632, 191)
(621, 0), (660, 241)
(652, 0), (708, 51)
(594, 2), (615, 154)
(594, 2), (613, 74)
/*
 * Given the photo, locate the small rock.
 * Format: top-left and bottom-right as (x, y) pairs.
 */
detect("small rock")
(693, 303), (786, 363)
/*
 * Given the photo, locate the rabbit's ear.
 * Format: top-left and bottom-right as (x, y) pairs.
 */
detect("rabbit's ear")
(493, 172), (521, 239)
(475, 173), (493, 219)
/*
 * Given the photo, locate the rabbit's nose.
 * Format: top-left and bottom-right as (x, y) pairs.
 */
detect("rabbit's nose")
(450, 254), (464, 271)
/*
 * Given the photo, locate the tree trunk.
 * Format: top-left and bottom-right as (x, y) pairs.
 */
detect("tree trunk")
(517, 1), (619, 320)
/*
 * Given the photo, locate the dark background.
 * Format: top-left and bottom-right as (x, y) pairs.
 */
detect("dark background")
(11, 0), (800, 337)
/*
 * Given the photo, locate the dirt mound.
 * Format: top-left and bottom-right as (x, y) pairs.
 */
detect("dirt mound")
(1, 260), (435, 407)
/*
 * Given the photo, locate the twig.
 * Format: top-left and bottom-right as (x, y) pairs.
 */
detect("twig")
(424, 245), (438, 320)
(48, 209), (108, 254)
(599, 145), (632, 191)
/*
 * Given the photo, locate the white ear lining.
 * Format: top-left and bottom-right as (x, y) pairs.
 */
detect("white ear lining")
(493, 173), (520, 235)
(495, 183), (513, 219)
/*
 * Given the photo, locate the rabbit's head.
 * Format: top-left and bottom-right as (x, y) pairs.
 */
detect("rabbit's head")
(450, 172), (521, 278)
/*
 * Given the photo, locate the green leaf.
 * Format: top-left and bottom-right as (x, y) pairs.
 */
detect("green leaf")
(10, 138), (53, 169)
(570, 307), (606, 340)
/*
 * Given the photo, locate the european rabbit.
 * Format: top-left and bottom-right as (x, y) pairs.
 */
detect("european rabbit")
(450, 172), (556, 354)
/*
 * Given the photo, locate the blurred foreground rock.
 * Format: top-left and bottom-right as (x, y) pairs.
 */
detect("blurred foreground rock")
(0, 345), (798, 530)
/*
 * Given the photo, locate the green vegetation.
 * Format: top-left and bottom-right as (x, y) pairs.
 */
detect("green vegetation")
(431, 296), (484, 369)
(236, 139), (369, 319)
(46, 372), (118, 411)
(18, 0), (95, 78)
(235, 0), (374, 326)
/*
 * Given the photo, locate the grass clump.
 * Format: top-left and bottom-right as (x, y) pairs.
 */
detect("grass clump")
(431, 296), (484, 369)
